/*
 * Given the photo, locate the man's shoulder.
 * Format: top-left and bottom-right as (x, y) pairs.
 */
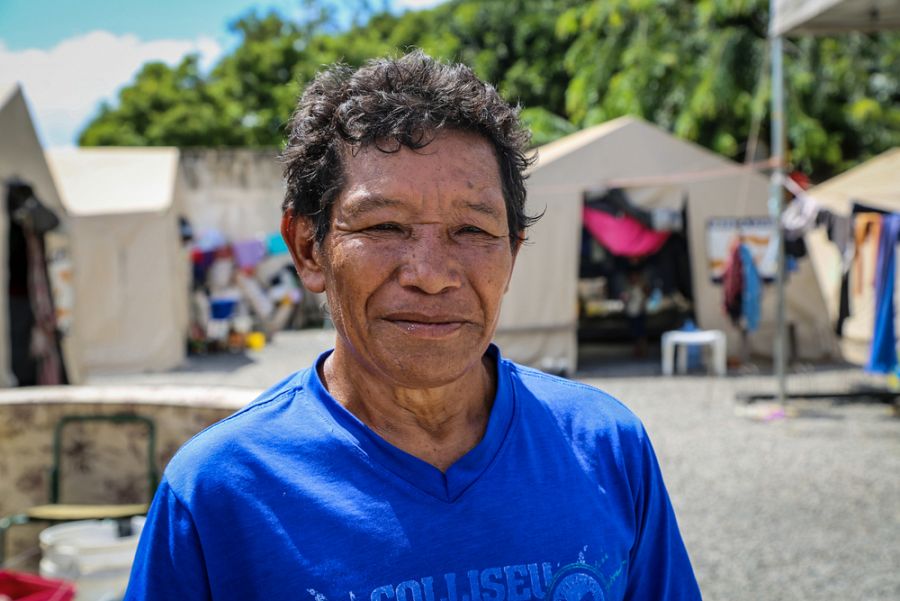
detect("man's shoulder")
(162, 368), (314, 494)
(502, 358), (647, 439)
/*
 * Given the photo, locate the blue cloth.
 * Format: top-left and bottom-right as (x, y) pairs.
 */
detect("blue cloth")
(124, 346), (700, 601)
(867, 214), (900, 373)
(739, 244), (761, 333)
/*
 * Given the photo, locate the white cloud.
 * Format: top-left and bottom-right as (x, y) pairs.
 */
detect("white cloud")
(393, 0), (448, 10)
(0, 31), (223, 148)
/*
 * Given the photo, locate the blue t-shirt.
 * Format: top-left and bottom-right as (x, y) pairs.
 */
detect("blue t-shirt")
(124, 346), (700, 600)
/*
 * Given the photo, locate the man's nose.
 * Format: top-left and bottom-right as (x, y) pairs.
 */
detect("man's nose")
(396, 230), (462, 294)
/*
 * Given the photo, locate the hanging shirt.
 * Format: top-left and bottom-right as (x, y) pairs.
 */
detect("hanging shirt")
(854, 213), (882, 295)
(867, 214), (900, 374)
(781, 194), (821, 241)
(721, 241), (744, 326)
(582, 207), (670, 258)
(739, 244), (761, 333)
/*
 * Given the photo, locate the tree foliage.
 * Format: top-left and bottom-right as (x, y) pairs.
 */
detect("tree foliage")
(79, 0), (899, 180)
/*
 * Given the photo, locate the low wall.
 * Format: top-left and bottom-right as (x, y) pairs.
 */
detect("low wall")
(0, 385), (260, 569)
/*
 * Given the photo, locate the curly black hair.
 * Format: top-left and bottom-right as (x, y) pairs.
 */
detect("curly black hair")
(281, 50), (539, 246)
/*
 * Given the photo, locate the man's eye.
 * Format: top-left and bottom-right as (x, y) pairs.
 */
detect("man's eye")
(368, 223), (402, 233)
(457, 225), (487, 235)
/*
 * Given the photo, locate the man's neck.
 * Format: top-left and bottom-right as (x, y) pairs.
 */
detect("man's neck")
(320, 347), (497, 472)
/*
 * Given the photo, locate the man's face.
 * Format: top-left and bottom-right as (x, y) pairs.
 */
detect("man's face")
(292, 130), (519, 389)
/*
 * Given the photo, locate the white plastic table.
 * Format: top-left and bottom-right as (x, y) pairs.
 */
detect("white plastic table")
(661, 329), (727, 376)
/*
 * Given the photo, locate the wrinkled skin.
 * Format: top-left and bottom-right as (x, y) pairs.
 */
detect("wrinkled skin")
(282, 130), (521, 469)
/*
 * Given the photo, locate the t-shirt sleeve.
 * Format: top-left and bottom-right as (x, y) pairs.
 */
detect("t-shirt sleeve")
(123, 478), (212, 601)
(624, 429), (702, 600)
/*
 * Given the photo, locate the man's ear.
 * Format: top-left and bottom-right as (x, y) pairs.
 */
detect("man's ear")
(281, 212), (326, 293)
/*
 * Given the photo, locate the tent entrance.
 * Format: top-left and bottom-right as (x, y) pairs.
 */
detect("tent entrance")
(5, 181), (66, 386)
(577, 189), (694, 348)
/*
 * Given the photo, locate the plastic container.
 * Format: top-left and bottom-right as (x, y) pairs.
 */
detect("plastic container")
(0, 570), (74, 601)
(39, 517), (144, 601)
(209, 298), (238, 320)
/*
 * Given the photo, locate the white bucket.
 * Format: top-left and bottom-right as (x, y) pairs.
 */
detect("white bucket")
(39, 516), (145, 601)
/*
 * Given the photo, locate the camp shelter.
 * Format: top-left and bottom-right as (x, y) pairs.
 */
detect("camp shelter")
(803, 148), (900, 365)
(0, 83), (81, 386)
(494, 116), (839, 373)
(46, 147), (190, 374)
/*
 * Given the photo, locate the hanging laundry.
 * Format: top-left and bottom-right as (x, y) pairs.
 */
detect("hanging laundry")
(721, 241), (744, 326)
(232, 238), (267, 270)
(583, 187), (654, 228)
(817, 210), (854, 273)
(867, 213), (900, 374)
(582, 207), (670, 258)
(7, 182), (66, 386)
(853, 213), (882, 295)
(781, 194), (821, 240)
(267, 232), (290, 256)
(739, 244), (761, 333)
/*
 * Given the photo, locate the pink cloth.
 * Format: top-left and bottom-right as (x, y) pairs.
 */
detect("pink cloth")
(582, 207), (670, 258)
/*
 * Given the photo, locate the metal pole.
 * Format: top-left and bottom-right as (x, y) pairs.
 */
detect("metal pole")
(769, 3), (787, 405)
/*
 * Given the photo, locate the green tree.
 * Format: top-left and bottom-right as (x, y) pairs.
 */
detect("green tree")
(79, 0), (899, 180)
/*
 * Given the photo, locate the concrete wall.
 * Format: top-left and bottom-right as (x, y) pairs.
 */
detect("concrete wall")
(179, 149), (285, 241)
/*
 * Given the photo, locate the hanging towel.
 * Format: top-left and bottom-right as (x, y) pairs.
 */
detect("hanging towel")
(867, 214), (900, 374)
(781, 194), (821, 240)
(582, 207), (670, 258)
(721, 241), (744, 326)
(853, 213), (882, 295)
(739, 244), (761, 333)
(232, 239), (267, 270)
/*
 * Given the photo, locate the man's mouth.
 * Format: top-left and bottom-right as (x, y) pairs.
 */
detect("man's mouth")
(382, 312), (470, 338)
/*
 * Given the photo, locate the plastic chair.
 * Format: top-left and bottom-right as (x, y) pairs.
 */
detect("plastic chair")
(0, 414), (158, 566)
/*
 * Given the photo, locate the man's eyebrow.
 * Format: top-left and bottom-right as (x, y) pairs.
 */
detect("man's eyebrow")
(463, 200), (504, 220)
(341, 195), (403, 219)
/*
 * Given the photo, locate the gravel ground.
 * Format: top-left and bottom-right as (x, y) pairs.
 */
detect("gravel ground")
(90, 330), (900, 600)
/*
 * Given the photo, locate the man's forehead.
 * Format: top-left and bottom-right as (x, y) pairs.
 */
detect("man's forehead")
(339, 192), (504, 220)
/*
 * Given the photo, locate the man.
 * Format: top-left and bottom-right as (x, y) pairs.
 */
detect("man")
(125, 51), (701, 600)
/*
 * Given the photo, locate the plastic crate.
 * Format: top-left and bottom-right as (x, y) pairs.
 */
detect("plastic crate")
(0, 570), (75, 601)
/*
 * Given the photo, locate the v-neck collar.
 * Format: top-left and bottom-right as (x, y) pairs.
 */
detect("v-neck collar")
(302, 344), (516, 503)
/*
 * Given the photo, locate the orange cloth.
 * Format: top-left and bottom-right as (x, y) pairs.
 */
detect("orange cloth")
(854, 213), (882, 295)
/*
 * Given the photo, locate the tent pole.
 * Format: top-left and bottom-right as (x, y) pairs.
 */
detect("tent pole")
(769, 3), (787, 405)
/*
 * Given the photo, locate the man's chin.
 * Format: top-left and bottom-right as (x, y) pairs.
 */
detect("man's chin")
(375, 345), (490, 390)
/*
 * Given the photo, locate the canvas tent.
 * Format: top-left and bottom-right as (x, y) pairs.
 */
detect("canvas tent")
(494, 116), (839, 373)
(803, 148), (900, 364)
(46, 147), (190, 373)
(0, 83), (81, 386)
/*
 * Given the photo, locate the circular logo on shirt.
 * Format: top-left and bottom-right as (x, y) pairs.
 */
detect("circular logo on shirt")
(547, 564), (606, 601)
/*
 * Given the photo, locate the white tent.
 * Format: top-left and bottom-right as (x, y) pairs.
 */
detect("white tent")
(804, 148), (900, 364)
(0, 83), (81, 386)
(46, 147), (190, 374)
(771, 0), (900, 35)
(495, 116), (839, 373)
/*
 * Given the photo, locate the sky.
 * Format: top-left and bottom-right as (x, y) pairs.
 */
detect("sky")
(0, 0), (446, 148)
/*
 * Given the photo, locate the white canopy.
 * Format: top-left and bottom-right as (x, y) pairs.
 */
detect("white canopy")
(771, 0), (900, 36)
